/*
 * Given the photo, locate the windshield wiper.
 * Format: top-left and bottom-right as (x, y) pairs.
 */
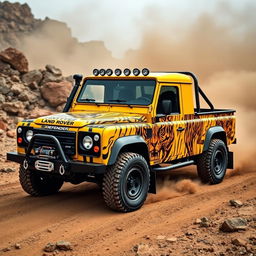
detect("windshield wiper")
(107, 99), (133, 108)
(83, 98), (99, 106)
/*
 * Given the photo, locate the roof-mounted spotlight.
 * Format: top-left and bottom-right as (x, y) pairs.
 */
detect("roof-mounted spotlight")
(99, 69), (106, 76)
(124, 68), (131, 76)
(142, 68), (150, 76)
(106, 68), (113, 76)
(115, 68), (122, 76)
(133, 68), (140, 76)
(93, 69), (99, 76)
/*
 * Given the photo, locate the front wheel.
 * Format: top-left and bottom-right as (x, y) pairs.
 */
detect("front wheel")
(102, 152), (150, 212)
(19, 165), (64, 196)
(197, 139), (228, 184)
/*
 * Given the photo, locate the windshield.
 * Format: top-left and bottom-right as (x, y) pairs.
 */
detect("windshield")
(77, 79), (156, 106)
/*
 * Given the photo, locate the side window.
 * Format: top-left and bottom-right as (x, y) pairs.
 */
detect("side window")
(156, 86), (180, 115)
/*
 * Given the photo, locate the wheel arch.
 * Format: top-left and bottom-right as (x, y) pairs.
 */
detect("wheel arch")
(203, 126), (227, 152)
(108, 136), (150, 166)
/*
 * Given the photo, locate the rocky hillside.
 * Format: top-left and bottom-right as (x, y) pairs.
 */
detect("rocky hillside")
(0, 47), (73, 138)
(0, 1), (115, 74)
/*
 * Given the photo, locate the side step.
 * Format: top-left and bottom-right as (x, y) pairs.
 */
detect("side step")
(152, 160), (195, 172)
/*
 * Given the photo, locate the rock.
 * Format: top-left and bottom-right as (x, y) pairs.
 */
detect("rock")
(166, 237), (177, 243)
(220, 218), (247, 232)
(22, 70), (43, 85)
(156, 235), (166, 240)
(230, 200), (243, 207)
(0, 77), (11, 95)
(45, 65), (62, 76)
(200, 217), (210, 227)
(0, 120), (7, 131)
(134, 244), (154, 256)
(44, 243), (56, 252)
(0, 129), (4, 135)
(40, 81), (72, 107)
(0, 168), (15, 173)
(231, 238), (247, 247)
(56, 241), (72, 251)
(195, 218), (202, 224)
(14, 243), (21, 249)
(7, 129), (15, 138)
(11, 83), (25, 95)
(0, 47), (28, 73)
(47, 228), (52, 233)
(2, 101), (24, 115)
(41, 71), (62, 85)
(2, 247), (11, 252)
(0, 94), (5, 104)
(116, 227), (123, 231)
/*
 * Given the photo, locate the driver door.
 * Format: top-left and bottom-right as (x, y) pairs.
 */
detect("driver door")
(150, 84), (186, 163)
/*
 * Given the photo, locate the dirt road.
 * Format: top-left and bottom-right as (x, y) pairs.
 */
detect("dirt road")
(0, 163), (255, 256)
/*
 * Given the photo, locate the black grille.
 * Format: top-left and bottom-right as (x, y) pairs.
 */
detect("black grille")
(33, 129), (76, 155)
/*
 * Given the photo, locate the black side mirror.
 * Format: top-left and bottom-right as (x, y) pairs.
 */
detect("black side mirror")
(162, 99), (172, 115)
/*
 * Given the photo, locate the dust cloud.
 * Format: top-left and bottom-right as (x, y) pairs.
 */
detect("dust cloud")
(146, 179), (199, 204)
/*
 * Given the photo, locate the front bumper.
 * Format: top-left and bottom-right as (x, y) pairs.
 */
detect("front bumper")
(7, 152), (106, 174)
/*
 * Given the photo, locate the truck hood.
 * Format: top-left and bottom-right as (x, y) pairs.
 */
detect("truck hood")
(34, 111), (147, 127)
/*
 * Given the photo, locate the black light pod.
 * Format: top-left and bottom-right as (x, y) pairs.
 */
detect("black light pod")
(142, 68), (150, 76)
(106, 69), (113, 76)
(93, 69), (99, 76)
(133, 68), (140, 76)
(115, 68), (122, 76)
(99, 69), (106, 76)
(124, 68), (131, 76)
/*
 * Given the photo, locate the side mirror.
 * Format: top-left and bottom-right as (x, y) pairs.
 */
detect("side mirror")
(162, 99), (172, 115)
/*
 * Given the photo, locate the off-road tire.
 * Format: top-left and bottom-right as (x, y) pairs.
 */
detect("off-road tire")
(102, 152), (150, 212)
(197, 139), (228, 184)
(19, 165), (64, 196)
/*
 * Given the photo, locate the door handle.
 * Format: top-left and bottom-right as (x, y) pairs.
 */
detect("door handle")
(177, 127), (185, 132)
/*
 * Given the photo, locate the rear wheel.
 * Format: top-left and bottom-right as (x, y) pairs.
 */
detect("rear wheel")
(102, 152), (150, 212)
(19, 164), (64, 196)
(197, 139), (228, 184)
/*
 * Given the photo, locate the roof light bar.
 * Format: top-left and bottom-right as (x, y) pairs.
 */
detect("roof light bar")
(93, 68), (150, 76)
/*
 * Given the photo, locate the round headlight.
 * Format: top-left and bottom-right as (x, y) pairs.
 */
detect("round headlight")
(26, 130), (33, 142)
(17, 127), (22, 133)
(99, 69), (106, 76)
(133, 68), (140, 76)
(83, 136), (93, 150)
(106, 69), (113, 76)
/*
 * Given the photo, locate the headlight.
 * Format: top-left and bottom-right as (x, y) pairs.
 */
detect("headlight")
(26, 130), (33, 142)
(83, 136), (93, 150)
(17, 127), (22, 133)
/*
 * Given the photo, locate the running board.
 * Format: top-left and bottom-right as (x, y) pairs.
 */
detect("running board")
(152, 160), (195, 172)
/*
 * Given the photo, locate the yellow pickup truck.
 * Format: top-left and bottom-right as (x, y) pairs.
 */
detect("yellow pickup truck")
(7, 68), (236, 212)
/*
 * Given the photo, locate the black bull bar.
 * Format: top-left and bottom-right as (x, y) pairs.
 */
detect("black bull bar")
(7, 134), (106, 175)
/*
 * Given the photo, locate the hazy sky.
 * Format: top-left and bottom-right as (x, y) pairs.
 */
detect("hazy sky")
(7, 0), (254, 57)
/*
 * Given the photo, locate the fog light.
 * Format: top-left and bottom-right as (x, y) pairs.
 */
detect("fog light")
(142, 68), (150, 76)
(17, 127), (22, 133)
(124, 68), (131, 76)
(93, 146), (100, 153)
(94, 134), (100, 141)
(114, 68), (122, 76)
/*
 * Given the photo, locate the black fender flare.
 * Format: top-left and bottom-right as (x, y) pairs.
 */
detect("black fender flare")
(203, 126), (227, 151)
(108, 135), (149, 165)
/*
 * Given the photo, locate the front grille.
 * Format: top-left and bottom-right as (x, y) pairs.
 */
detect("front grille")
(33, 129), (76, 155)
